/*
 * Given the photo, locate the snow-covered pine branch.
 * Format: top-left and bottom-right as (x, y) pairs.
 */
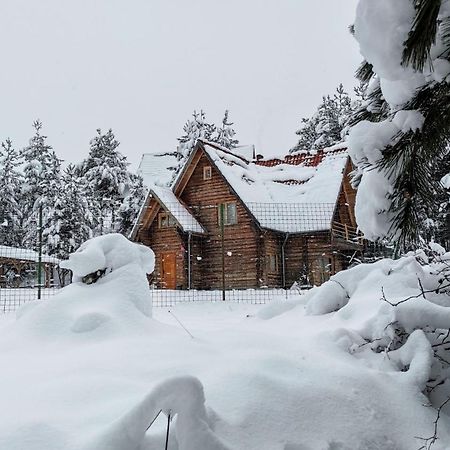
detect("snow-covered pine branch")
(347, 0), (450, 249)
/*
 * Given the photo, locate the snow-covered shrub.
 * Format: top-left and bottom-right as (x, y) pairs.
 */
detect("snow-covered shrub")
(302, 246), (450, 413)
(93, 375), (230, 450)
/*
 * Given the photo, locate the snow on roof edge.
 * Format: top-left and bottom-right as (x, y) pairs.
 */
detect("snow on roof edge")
(149, 186), (206, 235)
(0, 245), (60, 264)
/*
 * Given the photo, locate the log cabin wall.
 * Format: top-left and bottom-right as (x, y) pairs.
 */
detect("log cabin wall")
(179, 152), (261, 289)
(284, 235), (308, 287)
(282, 232), (338, 287)
(261, 230), (282, 287)
(137, 205), (187, 289)
(185, 234), (205, 289)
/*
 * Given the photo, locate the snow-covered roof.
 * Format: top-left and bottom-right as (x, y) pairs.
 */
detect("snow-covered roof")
(133, 140), (350, 237)
(150, 186), (206, 234)
(200, 141), (348, 232)
(0, 245), (60, 264)
(230, 144), (255, 161)
(137, 152), (177, 187)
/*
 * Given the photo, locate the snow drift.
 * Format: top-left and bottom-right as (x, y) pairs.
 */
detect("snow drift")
(1, 236), (450, 449)
(265, 249), (450, 422)
(92, 375), (231, 450)
(12, 234), (155, 341)
(0, 235), (233, 450)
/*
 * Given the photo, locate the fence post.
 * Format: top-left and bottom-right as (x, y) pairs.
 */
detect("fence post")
(37, 204), (43, 300)
(187, 232), (192, 290)
(220, 204), (226, 301)
(281, 233), (289, 289)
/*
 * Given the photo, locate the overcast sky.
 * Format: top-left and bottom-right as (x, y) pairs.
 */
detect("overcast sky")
(0, 0), (361, 169)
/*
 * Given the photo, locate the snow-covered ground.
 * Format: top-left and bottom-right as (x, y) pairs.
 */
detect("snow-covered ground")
(0, 235), (449, 449)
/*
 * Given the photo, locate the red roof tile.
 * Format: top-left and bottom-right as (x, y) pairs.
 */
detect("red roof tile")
(256, 148), (347, 168)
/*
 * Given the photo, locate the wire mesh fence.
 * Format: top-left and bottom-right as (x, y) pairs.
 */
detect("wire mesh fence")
(0, 208), (61, 312)
(1, 200), (384, 313)
(135, 200), (367, 295)
(150, 287), (305, 308)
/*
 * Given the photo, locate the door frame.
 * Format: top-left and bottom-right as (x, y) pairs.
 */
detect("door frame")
(161, 252), (177, 289)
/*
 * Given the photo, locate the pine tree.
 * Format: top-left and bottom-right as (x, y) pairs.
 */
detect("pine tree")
(290, 84), (356, 154)
(172, 110), (216, 183)
(21, 120), (52, 210)
(117, 173), (146, 236)
(212, 110), (239, 149)
(0, 139), (23, 246)
(44, 164), (93, 259)
(21, 120), (59, 248)
(79, 128), (131, 234)
(176, 110), (215, 160)
(348, 1), (450, 249)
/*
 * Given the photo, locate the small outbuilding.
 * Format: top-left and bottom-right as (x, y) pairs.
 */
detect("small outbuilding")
(0, 245), (60, 288)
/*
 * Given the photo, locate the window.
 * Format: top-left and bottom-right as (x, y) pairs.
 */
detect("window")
(203, 166), (212, 180)
(218, 202), (237, 226)
(158, 212), (177, 228)
(265, 254), (279, 272)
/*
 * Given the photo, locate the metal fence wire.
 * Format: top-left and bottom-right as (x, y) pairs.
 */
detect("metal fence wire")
(134, 201), (383, 308)
(150, 287), (304, 308)
(0, 202), (388, 313)
(0, 207), (60, 312)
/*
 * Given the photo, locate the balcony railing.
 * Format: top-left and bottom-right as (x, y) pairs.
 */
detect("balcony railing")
(331, 221), (364, 245)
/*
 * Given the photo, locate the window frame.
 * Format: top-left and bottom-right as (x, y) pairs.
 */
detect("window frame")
(218, 202), (238, 226)
(203, 165), (212, 180)
(265, 254), (279, 272)
(158, 212), (177, 228)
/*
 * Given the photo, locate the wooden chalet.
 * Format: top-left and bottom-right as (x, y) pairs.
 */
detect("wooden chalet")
(131, 140), (362, 290)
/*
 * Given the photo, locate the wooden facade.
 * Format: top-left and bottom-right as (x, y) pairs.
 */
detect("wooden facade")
(133, 141), (362, 290)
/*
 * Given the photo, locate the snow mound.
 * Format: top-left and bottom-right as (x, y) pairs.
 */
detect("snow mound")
(15, 234), (156, 339)
(91, 376), (231, 450)
(60, 233), (155, 281)
(292, 252), (450, 400)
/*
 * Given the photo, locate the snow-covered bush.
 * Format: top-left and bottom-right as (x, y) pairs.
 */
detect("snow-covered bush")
(304, 246), (450, 417)
(258, 246), (450, 446)
(93, 375), (230, 450)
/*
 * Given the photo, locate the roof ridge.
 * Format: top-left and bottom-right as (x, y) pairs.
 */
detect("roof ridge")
(199, 139), (250, 164)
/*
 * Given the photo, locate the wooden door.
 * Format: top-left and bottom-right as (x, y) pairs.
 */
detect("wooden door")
(161, 253), (177, 289)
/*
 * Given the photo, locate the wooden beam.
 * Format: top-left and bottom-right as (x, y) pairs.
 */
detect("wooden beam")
(174, 148), (203, 196)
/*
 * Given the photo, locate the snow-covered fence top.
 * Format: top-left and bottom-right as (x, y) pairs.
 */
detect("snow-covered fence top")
(0, 245), (59, 265)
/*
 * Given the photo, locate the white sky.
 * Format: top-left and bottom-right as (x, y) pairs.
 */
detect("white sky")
(0, 0), (361, 169)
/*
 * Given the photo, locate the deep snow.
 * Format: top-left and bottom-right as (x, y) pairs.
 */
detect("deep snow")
(0, 235), (449, 449)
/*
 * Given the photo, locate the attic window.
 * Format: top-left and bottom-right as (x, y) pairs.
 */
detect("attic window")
(158, 212), (177, 228)
(203, 166), (212, 180)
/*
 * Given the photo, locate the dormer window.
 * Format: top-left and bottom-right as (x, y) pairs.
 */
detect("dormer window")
(203, 166), (212, 180)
